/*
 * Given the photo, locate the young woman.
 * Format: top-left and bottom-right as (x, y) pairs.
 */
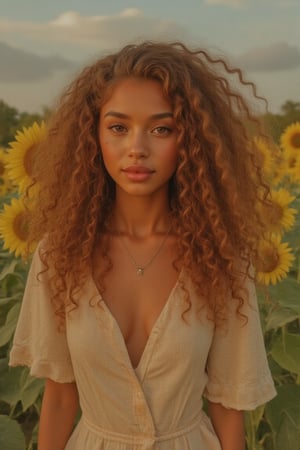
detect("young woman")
(10, 41), (276, 450)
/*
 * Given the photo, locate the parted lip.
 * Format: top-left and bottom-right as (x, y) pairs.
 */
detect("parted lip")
(122, 165), (155, 173)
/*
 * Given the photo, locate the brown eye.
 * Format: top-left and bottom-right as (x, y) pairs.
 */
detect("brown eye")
(109, 124), (127, 133)
(152, 126), (172, 136)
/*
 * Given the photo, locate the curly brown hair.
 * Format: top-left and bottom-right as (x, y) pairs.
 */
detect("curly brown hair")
(27, 41), (271, 327)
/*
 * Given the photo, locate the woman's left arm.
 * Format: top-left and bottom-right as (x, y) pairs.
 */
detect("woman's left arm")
(208, 401), (245, 450)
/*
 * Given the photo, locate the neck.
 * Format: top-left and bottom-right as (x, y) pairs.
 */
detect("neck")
(112, 191), (171, 238)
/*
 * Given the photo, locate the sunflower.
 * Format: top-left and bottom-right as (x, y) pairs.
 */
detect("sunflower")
(280, 148), (300, 182)
(293, 157), (300, 184)
(254, 137), (275, 180)
(280, 122), (300, 153)
(255, 234), (295, 285)
(257, 188), (297, 234)
(269, 144), (289, 186)
(5, 121), (46, 193)
(0, 147), (7, 177)
(270, 161), (286, 187)
(0, 148), (9, 197)
(0, 197), (36, 258)
(0, 172), (16, 196)
(0, 176), (10, 197)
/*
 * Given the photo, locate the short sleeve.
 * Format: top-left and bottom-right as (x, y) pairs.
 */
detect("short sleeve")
(203, 276), (276, 410)
(9, 245), (75, 383)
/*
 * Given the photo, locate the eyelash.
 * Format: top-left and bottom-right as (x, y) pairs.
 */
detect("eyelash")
(153, 126), (172, 135)
(108, 125), (173, 135)
(108, 124), (126, 133)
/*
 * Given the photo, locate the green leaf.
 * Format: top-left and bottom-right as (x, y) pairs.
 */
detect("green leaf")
(271, 333), (300, 374)
(269, 278), (300, 314)
(0, 358), (8, 374)
(0, 303), (21, 347)
(0, 367), (24, 405)
(0, 298), (21, 330)
(0, 260), (19, 281)
(29, 422), (39, 447)
(0, 296), (22, 308)
(245, 405), (265, 450)
(265, 307), (299, 331)
(0, 415), (26, 450)
(0, 367), (44, 411)
(249, 404), (265, 428)
(275, 416), (300, 450)
(265, 384), (300, 450)
(19, 370), (44, 411)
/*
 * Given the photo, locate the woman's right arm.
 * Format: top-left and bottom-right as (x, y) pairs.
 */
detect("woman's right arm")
(38, 379), (79, 450)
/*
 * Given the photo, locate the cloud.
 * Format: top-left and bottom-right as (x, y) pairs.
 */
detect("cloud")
(204, 0), (296, 7)
(268, 0), (298, 6)
(236, 42), (300, 72)
(204, 0), (245, 6)
(0, 41), (77, 82)
(0, 9), (188, 59)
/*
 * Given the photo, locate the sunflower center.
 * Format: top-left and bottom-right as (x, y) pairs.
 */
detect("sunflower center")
(13, 211), (29, 241)
(256, 245), (279, 273)
(0, 161), (5, 176)
(290, 132), (300, 149)
(23, 146), (34, 177)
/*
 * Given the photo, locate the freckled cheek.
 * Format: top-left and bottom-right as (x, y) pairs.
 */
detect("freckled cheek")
(100, 136), (118, 159)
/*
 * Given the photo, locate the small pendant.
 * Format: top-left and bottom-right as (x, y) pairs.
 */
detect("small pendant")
(137, 267), (144, 276)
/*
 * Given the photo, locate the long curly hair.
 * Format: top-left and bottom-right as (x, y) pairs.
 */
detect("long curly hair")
(27, 41), (271, 327)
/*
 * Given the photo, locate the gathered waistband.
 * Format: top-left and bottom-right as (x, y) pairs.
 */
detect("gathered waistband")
(82, 412), (205, 445)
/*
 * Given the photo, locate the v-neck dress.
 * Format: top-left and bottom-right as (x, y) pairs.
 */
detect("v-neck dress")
(9, 248), (276, 450)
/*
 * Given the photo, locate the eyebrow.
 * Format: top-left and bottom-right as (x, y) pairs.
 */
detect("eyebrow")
(103, 111), (173, 120)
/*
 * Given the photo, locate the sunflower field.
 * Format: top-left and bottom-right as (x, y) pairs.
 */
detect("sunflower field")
(0, 120), (300, 450)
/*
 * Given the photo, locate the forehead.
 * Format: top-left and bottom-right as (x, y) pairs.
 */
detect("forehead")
(101, 77), (172, 115)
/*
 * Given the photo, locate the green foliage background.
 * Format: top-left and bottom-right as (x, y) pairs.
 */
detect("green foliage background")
(0, 100), (300, 450)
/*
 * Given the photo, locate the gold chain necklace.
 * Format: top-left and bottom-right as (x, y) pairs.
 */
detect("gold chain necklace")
(119, 227), (171, 276)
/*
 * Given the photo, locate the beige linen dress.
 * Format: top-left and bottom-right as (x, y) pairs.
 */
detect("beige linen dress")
(9, 248), (276, 450)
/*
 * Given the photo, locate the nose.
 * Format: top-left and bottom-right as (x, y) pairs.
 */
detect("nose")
(128, 130), (148, 159)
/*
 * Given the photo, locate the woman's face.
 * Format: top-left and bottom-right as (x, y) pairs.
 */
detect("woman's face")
(99, 77), (178, 199)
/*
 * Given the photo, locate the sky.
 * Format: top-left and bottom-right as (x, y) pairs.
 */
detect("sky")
(0, 0), (299, 114)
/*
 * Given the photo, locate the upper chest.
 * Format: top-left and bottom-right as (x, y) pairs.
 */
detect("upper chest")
(68, 274), (214, 377)
(92, 235), (179, 337)
(95, 261), (179, 338)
